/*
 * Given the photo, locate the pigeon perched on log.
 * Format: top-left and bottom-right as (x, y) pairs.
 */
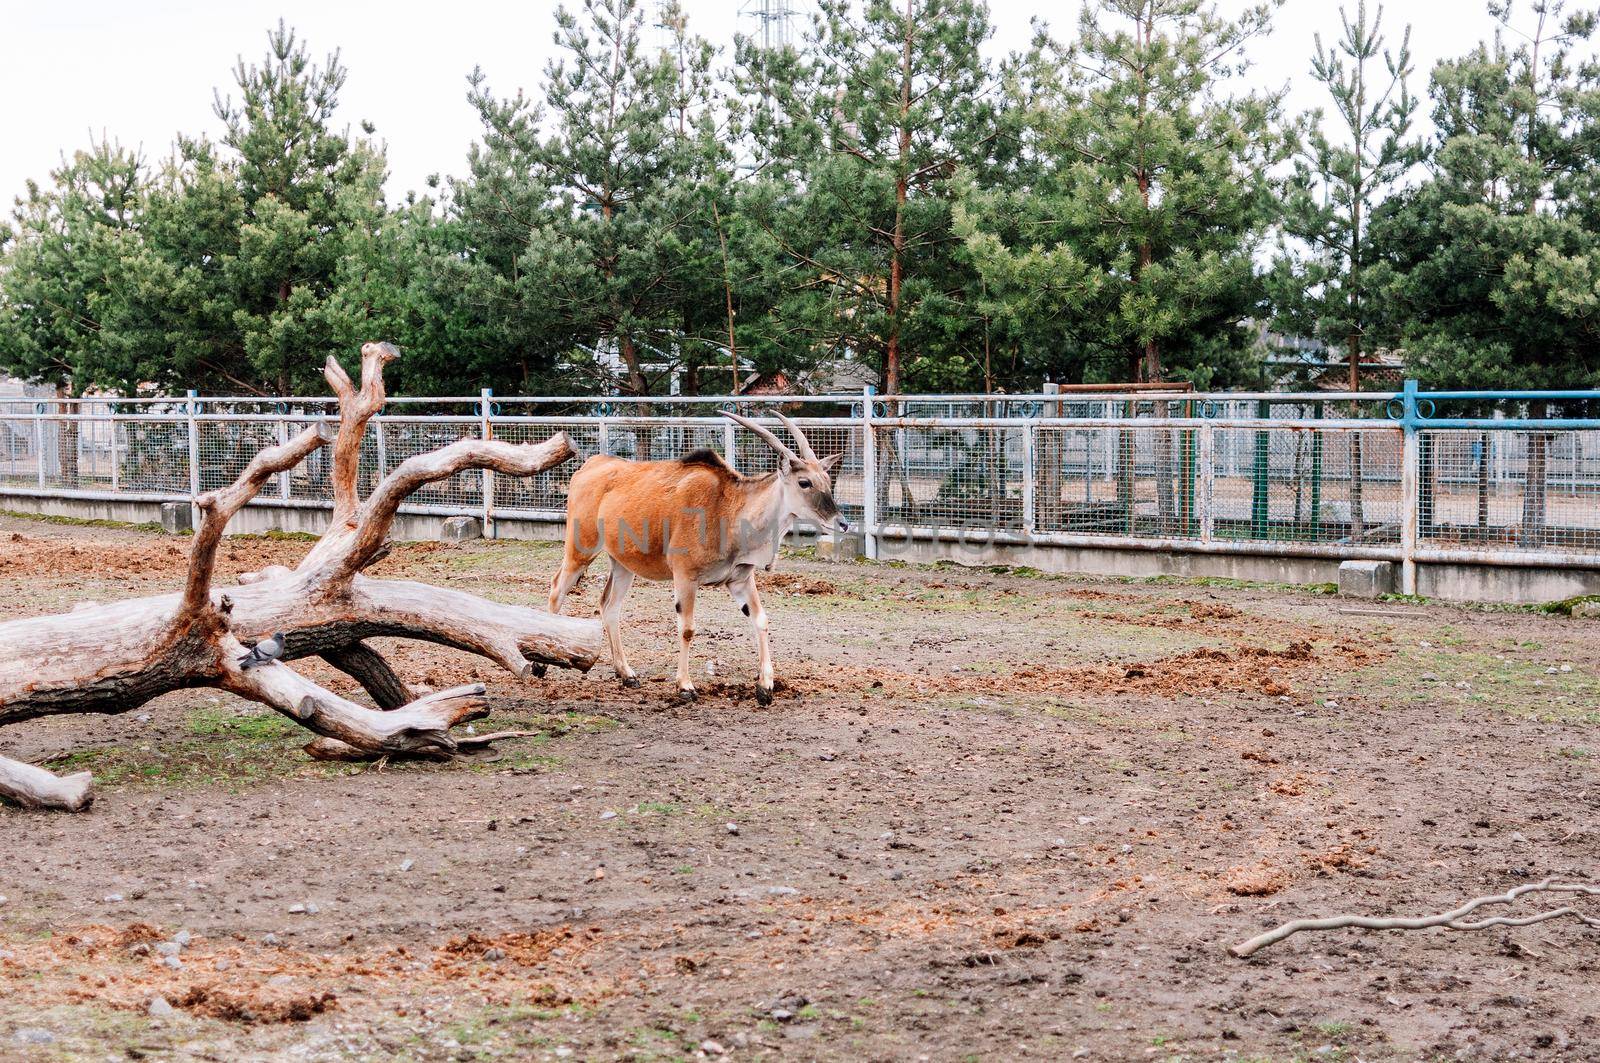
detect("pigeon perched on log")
(238, 632), (287, 670)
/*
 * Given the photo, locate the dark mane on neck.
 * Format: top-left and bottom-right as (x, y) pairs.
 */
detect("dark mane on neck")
(679, 448), (739, 477)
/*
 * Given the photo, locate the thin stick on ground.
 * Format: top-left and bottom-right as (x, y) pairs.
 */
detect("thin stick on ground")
(1229, 879), (1600, 958)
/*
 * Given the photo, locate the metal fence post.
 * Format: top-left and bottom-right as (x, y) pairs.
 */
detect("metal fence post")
(277, 417), (291, 501)
(861, 385), (878, 560)
(109, 408), (121, 495)
(480, 388), (495, 539)
(1400, 379), (1420, 594)
(374, 412), (388, 482)
(1198, 421), (1216, 543)
(1021, 421), (1037, 536)
(723, 417), (738, 470)
(1250, 399), (1270, 539)
(34, 413), (45, 489)
(186, 389), (201, 528)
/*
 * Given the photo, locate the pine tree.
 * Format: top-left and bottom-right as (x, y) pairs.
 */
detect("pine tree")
(736, 0), (1006, 393)
(215, 22), (390, 394)
(529, 0), (699, 396)
(957, 0), (1286, 387)
(394, 71), (572, 395)
(1375, 0), (1600, 390)
(108, 22), (391, 396)
(0, 141), (148, 396)
(1274, 1), (1419, 390)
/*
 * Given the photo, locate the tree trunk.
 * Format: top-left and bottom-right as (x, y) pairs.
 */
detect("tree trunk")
(712, 198), (740, 395)
(0, 342), (603, 812)
(884, 0), (915, 397)
(1348, 432), (1366, 541)
(55, 384), (80, 489)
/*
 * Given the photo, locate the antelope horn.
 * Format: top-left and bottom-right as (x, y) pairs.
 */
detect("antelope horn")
(721, 410), (802, 465)
(773, 410), (820, 463)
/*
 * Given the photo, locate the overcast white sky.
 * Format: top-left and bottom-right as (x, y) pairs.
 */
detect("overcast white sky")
(0, 1), (1528, 208)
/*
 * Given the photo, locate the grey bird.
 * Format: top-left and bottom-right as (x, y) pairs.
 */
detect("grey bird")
(238, 632), (287, 670)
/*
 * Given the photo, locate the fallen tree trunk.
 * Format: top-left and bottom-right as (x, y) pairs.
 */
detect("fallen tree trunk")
(0, 342), (602, 811)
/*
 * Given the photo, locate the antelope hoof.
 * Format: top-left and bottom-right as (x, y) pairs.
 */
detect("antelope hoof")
(678, 686), (698, 704)
(620, 676), (641, 689)
(755, 685), (774, 706)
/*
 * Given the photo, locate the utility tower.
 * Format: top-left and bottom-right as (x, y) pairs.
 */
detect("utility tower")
(740, 0), (799, 49)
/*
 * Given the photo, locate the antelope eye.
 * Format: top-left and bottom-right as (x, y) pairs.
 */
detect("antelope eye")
(798, 479), (812, 489)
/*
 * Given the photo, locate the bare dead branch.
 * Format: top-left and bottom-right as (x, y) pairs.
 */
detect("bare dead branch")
(218, 636), (487, 758)
(303, 729), (545, 762)
(329, 433), (577, 581)
(0, 754), (93, 812)
(324, 341), (398, 529)
(1230, 879), (1600, 958)
(320, 641), (415, 709)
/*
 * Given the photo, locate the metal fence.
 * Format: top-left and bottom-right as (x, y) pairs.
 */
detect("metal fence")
(3, 382), (1598, 593)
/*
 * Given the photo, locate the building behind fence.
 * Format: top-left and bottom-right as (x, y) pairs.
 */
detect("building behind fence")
(2, 383), (1597, 599)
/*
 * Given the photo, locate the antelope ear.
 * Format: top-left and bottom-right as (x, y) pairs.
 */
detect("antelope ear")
(820, 452), (843, 473)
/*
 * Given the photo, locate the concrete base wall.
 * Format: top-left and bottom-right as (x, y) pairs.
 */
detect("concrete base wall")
(3, 490), (1593, 605)
(871, 533), (1343, 587)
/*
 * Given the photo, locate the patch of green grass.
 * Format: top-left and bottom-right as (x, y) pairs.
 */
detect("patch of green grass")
(929, 559), (1343, 596)
(1558, 746), (1592, 760)
(0, 507), (168, 534)
(44, 703), (357, 789)
(1539, 593), (1600, 616)
(1383, 649), (1600, 724)
(444, 1003), (558, 1048)
(1139, 574), (1338, 596)
(1316, 1020), (1354, 1038)
(236, 528), (319, 542)
(186, 704), (298, 740)
(461, 710), (617, 775)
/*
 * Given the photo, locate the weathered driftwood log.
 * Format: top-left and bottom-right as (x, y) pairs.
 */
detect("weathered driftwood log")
(0, 342), (602, 811)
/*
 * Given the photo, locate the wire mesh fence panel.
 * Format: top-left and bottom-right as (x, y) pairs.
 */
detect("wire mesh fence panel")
(196, 419), (282, 493)
(602, 421), (726, 464)
(6, 391), (1600, 567)
(1033, 424), (1200, 538)
(374, 419), (481, 509)
(871, 423), (1025, 530)
(75, 416), (118, 488)
(1209, 427), (1402, 543)
(33, 418), (106, 491)
(118, 419), (191, 494)
(282, 418), (381, 505)
(1420, 429), (1600, 554)
(491, 420), (604, 515)
(0, 417), (39, 486)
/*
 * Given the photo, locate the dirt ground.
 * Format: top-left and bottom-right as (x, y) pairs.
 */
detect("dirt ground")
(0, 512), (1597, 1062)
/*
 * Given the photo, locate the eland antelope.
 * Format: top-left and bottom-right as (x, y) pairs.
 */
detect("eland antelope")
(549, 411), (848, 703)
